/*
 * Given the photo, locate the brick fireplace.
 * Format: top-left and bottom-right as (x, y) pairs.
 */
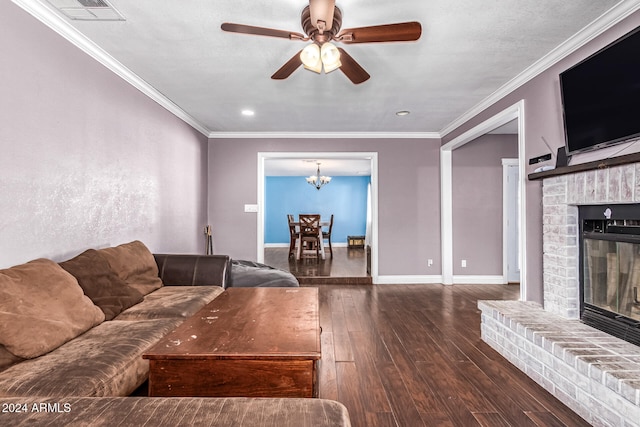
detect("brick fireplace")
(479, 161), (640, 426)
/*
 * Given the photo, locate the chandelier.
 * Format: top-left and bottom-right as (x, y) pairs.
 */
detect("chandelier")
(306, 162), (331, 190)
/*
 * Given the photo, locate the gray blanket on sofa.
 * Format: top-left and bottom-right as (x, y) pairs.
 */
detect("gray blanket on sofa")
(229, 260), (299, 287)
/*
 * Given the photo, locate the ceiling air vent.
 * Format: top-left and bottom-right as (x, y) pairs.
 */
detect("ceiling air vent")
(77, 0), (109, 6)
(47, 0), (125, 21)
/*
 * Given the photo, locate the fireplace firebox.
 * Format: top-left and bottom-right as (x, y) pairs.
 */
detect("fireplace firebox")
(580, 204), (640, 346)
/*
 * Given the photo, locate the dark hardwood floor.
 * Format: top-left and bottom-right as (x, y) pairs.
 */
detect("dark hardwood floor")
(312, 284), (591, 427)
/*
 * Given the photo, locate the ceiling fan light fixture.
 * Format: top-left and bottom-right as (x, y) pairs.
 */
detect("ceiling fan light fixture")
(323, 59), (342, 73)
(301, 43), (322, 73)
(320, 42), (341, 73)
(304, 59), (323, 74)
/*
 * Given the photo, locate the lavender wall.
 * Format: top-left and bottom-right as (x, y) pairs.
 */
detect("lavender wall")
(0, 2), (208, 268)
(208, 138), (441, 276)
(443, 11), (640, 302)
(452, 134), (518, 275)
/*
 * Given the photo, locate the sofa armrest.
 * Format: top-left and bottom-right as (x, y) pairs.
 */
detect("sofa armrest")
(153, 254), (231, 289)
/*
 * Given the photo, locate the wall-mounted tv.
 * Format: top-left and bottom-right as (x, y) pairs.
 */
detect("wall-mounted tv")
(560, 26), (640, 156)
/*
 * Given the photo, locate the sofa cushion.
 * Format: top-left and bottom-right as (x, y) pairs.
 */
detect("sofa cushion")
(0, 318), (180, 397)
(0, 345), (23, 373)
(98, 240), (163, 295)
(0, 397), (352, 427)
(115, 286), (224, 321)
(60, 249), (144, 320)
(0, 258), (105, 359)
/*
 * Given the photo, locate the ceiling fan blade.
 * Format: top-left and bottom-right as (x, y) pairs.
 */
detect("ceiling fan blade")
(337, 21), (422, 43)
(271, 51), (304, 80)
(221, 23), (307, 40)
(337, 48), (370, 84)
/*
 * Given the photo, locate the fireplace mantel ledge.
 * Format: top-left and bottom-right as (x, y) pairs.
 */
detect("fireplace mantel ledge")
(479, 300), (640, 427)
(528, 151), (640, 181)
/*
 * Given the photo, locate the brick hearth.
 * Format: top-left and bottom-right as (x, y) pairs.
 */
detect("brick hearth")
(480, 162), (640, 427)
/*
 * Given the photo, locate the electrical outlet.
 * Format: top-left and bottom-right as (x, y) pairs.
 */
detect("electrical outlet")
(461, 259), (467, 268)
(244, 204), (258, 213)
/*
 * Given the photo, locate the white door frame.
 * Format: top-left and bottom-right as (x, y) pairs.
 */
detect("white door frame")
(502, 158), (520, 283)
(440, 100), (527, 300)
(257, 152), (379, 283)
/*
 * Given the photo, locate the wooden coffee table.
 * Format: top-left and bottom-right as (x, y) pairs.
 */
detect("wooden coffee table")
(143, 287), (320, 398)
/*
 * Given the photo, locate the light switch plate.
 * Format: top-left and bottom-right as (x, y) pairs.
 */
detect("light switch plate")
(244, 204), (258, 213)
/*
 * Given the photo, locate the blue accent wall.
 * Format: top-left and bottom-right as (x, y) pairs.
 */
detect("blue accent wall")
(265, 176), (370, 244)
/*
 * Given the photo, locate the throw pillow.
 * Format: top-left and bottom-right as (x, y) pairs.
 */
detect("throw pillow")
(98, 240), (163, 295)
(60, 249), (144, 320)
(0, 258), (105, 359)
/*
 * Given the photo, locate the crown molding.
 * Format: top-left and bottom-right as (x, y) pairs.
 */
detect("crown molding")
(440, 0), (640, 137)
(11, 0), (212, 137)
(208, 131), (440, 139)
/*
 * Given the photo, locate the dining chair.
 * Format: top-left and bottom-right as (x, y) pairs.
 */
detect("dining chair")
(298, 214), (321, 259)
(287, 214), (299, 258)
(322, 214), (334, 258)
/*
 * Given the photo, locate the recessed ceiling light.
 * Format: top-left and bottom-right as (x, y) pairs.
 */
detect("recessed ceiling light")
(396, 110), (410, 116)
(241, 110), (255, 116)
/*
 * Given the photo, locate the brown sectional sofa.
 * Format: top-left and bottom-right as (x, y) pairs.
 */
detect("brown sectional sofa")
(0, 241), (350, 426)
(0, 241), (228, 397)
(0, 396), (351, 427)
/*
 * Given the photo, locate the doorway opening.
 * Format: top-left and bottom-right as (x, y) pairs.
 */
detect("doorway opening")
(257, 152), (379, 284)
(440, 100), (526, 300)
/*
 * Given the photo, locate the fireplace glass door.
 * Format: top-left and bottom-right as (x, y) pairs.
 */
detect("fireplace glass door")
(584, 238), (640, 322)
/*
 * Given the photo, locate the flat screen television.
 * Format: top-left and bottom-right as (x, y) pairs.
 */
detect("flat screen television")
(560, 25), (640, 156)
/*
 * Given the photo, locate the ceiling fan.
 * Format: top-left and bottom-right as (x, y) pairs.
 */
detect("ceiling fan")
(221, 0), (421, 84)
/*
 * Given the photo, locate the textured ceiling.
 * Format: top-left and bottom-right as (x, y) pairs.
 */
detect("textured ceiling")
(20, 0), (628, 136)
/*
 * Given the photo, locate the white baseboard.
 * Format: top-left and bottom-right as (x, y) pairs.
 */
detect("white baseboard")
(452, 275), (506, 285)
(376, 275), (443, 284)
(375, 275), (506, 285)
(264, 242), (350, 248)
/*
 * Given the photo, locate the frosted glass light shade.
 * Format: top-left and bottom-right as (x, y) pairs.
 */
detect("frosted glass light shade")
(320, 42), (340, 71)
(323, 58), (342, 73)
(301, 44), (322, 73)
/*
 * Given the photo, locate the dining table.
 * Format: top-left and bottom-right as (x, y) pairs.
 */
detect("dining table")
(290, 217), (331, 260)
